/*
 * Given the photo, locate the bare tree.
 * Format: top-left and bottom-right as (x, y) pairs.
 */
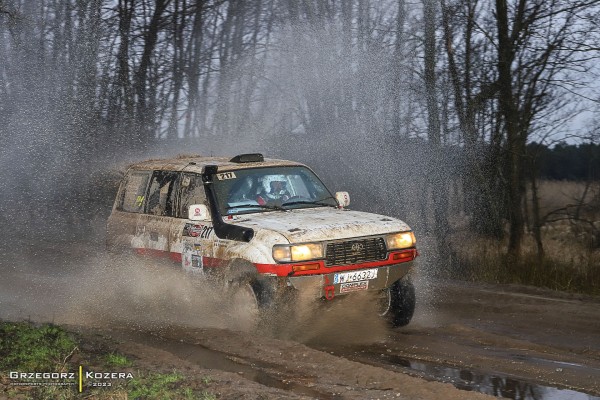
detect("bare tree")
(494, 0), (599, 256)
(423, 0), (451, 258)
(441, 0), (504, 238)
(134, 0), (171, 144)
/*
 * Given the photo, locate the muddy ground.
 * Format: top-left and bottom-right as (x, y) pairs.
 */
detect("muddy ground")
(1, 235), (599, 399)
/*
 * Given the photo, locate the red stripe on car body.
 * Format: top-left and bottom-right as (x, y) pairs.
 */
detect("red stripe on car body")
(132, 248), (417, 277)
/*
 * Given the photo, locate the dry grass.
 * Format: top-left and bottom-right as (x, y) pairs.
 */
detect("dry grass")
(451, 233), (600, 294)
(534, 180), (597, 215)
(450, 180), (600, 294)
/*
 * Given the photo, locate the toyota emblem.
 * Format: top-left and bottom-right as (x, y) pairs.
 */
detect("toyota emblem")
(351, 243), (364, 252)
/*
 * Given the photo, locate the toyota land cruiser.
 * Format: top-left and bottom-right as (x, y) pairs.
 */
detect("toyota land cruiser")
(107, 153), (418, 326)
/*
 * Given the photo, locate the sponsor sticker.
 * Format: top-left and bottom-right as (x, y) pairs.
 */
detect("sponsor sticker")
(191, 254), (202, 268)
(183, 223), (213, 238)
(182, 242), (203, 269)
(340, 280), (369, 293)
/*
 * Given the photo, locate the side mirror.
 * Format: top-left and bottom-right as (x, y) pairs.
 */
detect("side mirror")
(335, 191), (350, 208)
(188, 204), (211, 221)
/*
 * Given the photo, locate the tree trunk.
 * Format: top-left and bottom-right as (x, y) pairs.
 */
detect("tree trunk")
(530, 166), (544, 260)
(423, 0), (450, 258)
(495, 0), (524, 257)
(134, 0), (170, 144)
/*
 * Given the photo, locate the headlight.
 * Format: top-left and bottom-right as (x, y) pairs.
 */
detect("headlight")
(272, 243), (324, 262)
(385, 231), (416, 250)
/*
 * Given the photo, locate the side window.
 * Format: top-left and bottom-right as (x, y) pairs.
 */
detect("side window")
(119, 171), (151, 213)
(146, 171), (179, 216)
(178, 173), (206, 218)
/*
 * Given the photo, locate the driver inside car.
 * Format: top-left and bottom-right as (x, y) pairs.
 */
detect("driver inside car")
(257, 175), (291, 205)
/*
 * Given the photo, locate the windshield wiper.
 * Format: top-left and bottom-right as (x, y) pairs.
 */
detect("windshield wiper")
(282, 196), (337, 208)
(226, 203), (285, 212)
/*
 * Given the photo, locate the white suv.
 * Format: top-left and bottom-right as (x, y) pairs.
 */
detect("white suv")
(107, 153), (418, 326)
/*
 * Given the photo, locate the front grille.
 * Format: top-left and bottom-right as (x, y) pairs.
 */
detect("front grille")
(325, 237), (387, 266)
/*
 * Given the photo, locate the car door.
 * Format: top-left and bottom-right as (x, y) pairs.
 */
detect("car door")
(107, 170), (152, 251)
(175, 173), (214, 273)
(135, 170), (180, 260)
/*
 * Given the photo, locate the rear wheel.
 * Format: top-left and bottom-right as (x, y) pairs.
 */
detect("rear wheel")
(379, 277), (416, 327)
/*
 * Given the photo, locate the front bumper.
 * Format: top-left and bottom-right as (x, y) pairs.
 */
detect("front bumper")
(286, 261), (414, 299)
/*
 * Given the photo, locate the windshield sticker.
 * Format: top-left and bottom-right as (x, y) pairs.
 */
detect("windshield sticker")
(216, 172), (236, 180)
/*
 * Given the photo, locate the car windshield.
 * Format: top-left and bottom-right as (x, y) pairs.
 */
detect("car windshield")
(212, 166), (338, 215)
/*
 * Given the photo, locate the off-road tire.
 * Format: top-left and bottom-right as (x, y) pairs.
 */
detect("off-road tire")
(226, 260), (276, 311)
(385, 277), (416, 327)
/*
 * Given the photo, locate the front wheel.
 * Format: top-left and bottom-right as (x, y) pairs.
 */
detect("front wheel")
(379, 277), (416, 327)
(224, 258), (280, 328)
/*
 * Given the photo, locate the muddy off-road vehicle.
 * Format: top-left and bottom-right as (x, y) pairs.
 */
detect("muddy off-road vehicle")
(107, 154), (418, 326)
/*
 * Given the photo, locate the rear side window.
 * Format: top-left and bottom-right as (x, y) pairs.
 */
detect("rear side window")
(120, 171), (151, 213)
(146, 171), (179, 217)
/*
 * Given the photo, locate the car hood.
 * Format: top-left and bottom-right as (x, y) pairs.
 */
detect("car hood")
(226, 207), (411, 243)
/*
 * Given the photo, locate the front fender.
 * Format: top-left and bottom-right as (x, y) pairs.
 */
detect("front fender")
(222, 229), (288, 265)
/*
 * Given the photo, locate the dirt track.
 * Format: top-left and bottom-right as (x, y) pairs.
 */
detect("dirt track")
(1, 236), (599, 399)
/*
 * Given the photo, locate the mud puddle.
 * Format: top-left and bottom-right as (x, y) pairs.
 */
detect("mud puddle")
(353, 352), (600, 400)
(125, 330), (340, 399)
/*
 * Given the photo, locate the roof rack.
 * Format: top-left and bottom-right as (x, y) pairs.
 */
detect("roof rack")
(229, 153), (264, 163)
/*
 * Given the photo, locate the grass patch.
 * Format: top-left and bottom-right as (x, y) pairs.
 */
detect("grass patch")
(0, 322), (77, 371)
(199, 390), (218, 400)
(0, 322), (81, 399)
(105, 352), (133, 368)
(0, 321), (208, 399)
(127, 371), (195, 399)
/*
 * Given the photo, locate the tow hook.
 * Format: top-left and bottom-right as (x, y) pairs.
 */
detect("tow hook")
(324, 276), (335, 300)
(325, 285), (335, 300)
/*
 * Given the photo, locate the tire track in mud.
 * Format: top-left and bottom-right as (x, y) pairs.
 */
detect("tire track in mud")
(102, 327), (335, 399)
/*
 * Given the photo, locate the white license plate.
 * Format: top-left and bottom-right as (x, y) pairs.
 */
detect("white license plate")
(334, 268), (378, 284)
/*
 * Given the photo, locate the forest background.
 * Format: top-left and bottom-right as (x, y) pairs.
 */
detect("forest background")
(0, 0), (598, 292)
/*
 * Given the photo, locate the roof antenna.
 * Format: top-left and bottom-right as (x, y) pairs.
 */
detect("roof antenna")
(180, 161), (196, 173)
